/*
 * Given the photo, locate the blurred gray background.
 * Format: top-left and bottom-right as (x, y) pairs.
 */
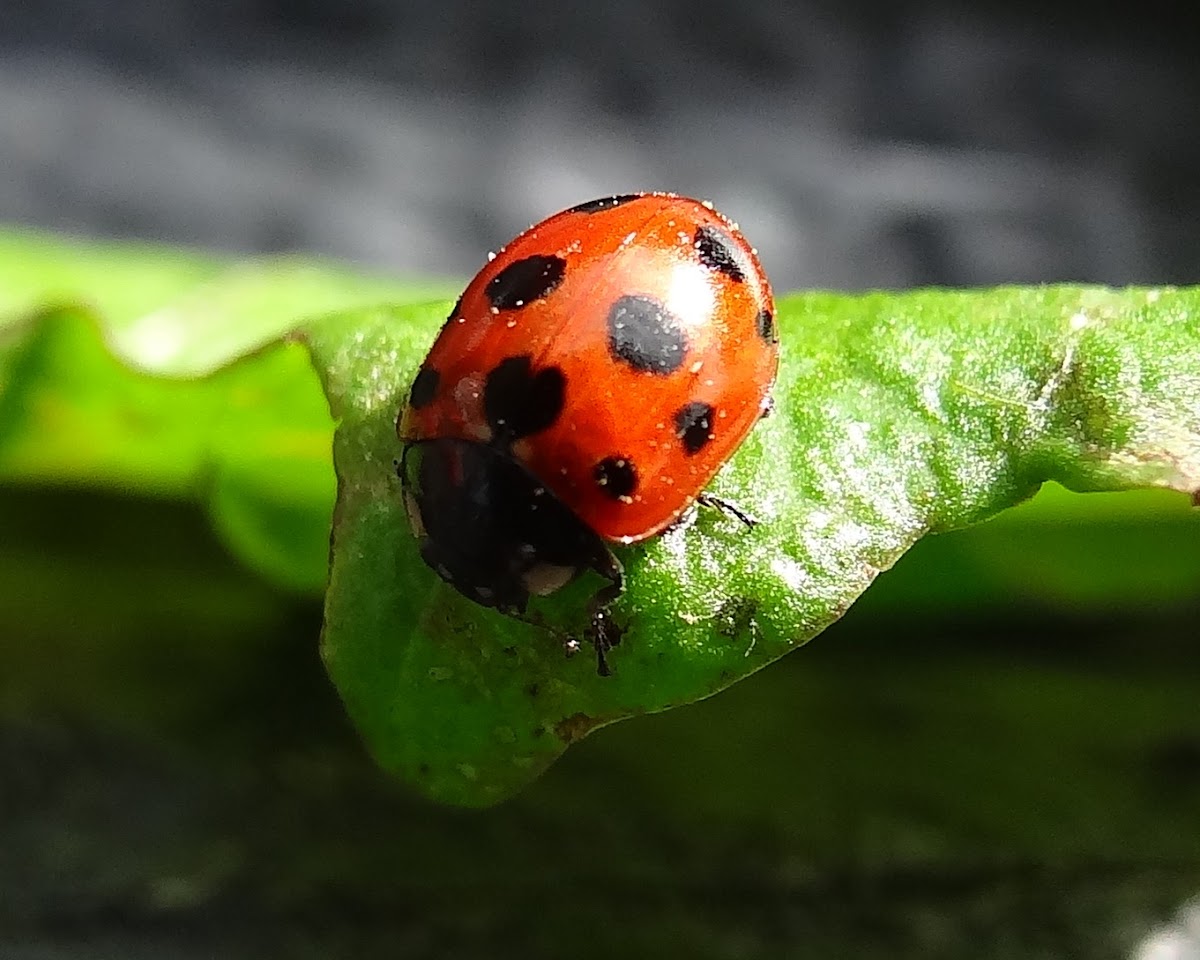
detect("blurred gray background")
(4, 1), (1198, 291)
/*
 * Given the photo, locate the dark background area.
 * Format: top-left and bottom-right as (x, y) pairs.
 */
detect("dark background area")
(3, 2), (1200, 958)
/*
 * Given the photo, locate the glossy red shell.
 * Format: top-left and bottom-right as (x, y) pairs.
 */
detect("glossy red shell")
(399, 192), (777, 543)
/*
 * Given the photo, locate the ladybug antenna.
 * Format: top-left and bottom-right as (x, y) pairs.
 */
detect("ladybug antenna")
(507, 608), (602, 671)
(513, 608), (619, 677)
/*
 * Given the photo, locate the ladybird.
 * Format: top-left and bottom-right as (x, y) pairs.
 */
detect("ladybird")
(398, 192), (777, 674)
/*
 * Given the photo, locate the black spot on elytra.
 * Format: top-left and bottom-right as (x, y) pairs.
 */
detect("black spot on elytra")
(607, 295), (687, 375)
(674, 401), (716, 455)
(487, 255), (566, 310)
(756, 307), (777, 344)
(409, 366), (440, 409)
(594, 456), (638, 500)
(568, 194), (642, 214)
(484, 355), (566, 441)
(694, 225), (746, 282)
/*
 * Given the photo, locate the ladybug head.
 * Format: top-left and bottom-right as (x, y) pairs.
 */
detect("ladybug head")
(399, 438), (618, 617)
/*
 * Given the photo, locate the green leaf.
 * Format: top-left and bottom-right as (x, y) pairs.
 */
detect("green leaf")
(0, 231), (453, 595)
(0, 306), (339, 591)
(2, 230), (1197, 806)
(307, 285), (1200, 807)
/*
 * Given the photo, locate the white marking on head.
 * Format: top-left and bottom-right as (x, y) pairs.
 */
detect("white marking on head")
(403, 490), (427, 540)
(522, 563), (578, 597)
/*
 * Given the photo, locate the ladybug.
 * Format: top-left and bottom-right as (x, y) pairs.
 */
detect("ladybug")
(397, 192), (777, 674)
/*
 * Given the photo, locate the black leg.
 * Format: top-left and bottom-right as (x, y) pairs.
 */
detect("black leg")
(697, 493), (758, 528)
(584, 550), (625, 676)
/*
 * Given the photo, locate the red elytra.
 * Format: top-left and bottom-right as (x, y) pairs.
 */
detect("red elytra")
(397, 192), (777, 673)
